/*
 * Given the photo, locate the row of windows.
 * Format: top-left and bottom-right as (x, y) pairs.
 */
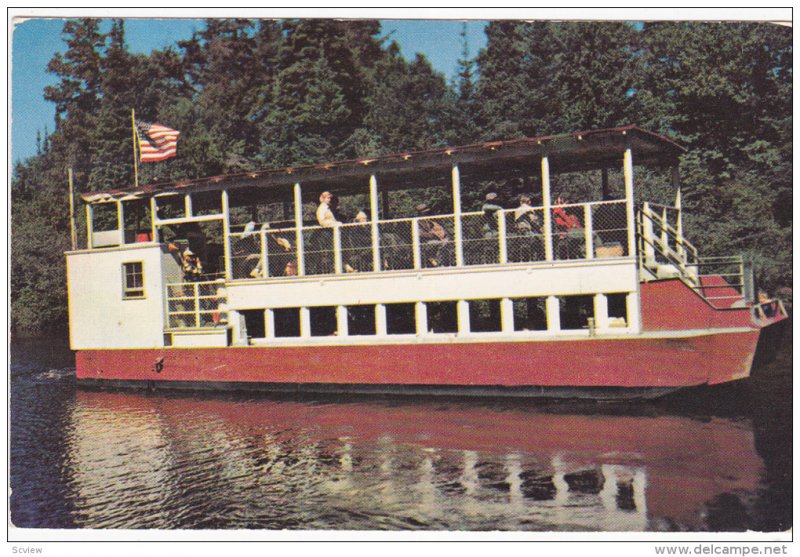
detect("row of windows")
(239, 294), (629, 340)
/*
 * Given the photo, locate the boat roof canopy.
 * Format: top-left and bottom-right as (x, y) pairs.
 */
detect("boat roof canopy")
(82, 125), (685, 204)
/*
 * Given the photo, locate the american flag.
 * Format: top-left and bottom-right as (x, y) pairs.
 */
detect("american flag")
(136, 121), (180, 162)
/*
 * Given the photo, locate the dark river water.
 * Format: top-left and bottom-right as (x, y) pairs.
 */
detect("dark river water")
(9, 330), (792, 532)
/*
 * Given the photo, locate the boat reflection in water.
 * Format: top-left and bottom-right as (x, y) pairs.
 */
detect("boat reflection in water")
(63, 389), (762, 531)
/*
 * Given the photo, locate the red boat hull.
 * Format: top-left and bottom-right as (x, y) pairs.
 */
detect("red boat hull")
(74, 279), (785, 399)
(76, 330), (760, 397)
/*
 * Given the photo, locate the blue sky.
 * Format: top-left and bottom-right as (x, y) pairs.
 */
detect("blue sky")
(10, 18), (487, 163)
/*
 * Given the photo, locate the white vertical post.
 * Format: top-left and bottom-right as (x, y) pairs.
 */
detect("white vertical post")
(412, 219), (421, 269)
(370, 174), (381, 272)
(293, 183), (305, 276)
(185, 193), (192, 217)
(259, 229), (268, 278)
(416, 302), (428, 335)
(337, 305), (349, 337)
(500, 297), (515, 332)
(674, 171), (685, 259)
(661, 207), (669, 251)
(594, 293), (609, 333)
(86, 204), (94, 249)
(626, 292), (641, 332)
(150, 197), (158, 243)
(584, 204), (593, 259)
(333, 226), (342, 274)
(542, 156), (553, 261)
(265, 309), (275, 339)
(376, 304), (387, 336)
(452, 164), (464, 266)
(221, 189), (232, 280)
(642, 202), (655, 265)
(498, 210), (508, 264)
(546, 295), (560, 333)
(624, 147), (642, 333)
(300, 307), (311, 337)
(457, 300), (470, 335)
(116, 201), (125, 245)
(193, 283), (200, 327)
(623, 148), (636, 258)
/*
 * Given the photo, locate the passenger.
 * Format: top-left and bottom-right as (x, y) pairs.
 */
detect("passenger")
(514, 194), (540, 233)
(553, 196), (585, 259)
(417, 203), (451, 267)
(316, 191), (341, 227)
(232, 221), (261, 278)
(284, 260), (298, 276)
(480, 192), (503, 263)
(512, 194), (542, 261)
(344, 210), (371, 272)
(482, 192), (503, 237)
(757, 290), (776, 318)
(181, 248), (204, 281)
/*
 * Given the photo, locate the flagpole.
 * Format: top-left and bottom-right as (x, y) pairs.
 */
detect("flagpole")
(68, 167), (77, 251)
(131, 108), (139, 189)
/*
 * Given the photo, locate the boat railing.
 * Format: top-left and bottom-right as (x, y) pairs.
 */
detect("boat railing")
(638, 203), (698, 266)
(165, 279), (228, 329)
(694, 256), (748, 306)
(637, 205), (749, 308)
(227, 200), (630, 280)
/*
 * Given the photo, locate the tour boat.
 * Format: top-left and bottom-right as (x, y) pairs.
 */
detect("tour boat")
(67, 125), (787, 399)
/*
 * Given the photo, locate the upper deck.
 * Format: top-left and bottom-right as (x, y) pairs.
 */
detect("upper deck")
(66, 125), (760, 350)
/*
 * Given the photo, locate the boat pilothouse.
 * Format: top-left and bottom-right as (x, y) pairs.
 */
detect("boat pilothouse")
(67, 125), (787, 398)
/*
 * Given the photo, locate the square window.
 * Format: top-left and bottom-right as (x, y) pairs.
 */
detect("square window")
(122, 262), (144, 299)
(426, 301), (458, 334)
(347, 305), (376, 336)
(386, 303), (416, 335)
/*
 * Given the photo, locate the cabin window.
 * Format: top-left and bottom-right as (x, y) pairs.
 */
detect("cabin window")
(191, 190), (223, 216)
(122, 199), (152, 243)
(154, 194), (186, 220)
(559, 295), (595, 330)
(469, 299), (502, 332)
(273, 307), (301, 337)
(385, 303), (416, 335)
(122, 261), (145, 299)
(310, 306), (338, 337)
(93, 202), (119, 232)
(347, 305), (376, 336)
(426, 301), (458, 334)
(512, 297), (547, 331)
(241, 309), (266, 339)
(606, 293), (628, 327)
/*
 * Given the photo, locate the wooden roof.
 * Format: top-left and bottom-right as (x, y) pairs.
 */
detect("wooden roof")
(82, 125), (685, 203)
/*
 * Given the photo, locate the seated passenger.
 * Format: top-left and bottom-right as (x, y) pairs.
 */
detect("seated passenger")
(417, 203), (451, 267)
(553, 196), (586, 259)
(343, 211), (371, 272)
(232, 221), (261, 278)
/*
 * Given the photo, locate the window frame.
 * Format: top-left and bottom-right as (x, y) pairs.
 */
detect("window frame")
(122, 261), (146, 299)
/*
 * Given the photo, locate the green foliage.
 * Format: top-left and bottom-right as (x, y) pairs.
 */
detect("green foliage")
(10, 19), (793, 335)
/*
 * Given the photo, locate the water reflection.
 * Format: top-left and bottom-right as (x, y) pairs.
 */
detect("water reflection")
(55, 390), (762, 530)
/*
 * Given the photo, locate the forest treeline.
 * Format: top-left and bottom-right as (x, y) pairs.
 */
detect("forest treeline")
(11, 19), (792, 336)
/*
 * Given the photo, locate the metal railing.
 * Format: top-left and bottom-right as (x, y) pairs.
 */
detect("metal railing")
(165, 280), (228, 329)
(227, 200), (630, 280)
(637, 205), (748, 308)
